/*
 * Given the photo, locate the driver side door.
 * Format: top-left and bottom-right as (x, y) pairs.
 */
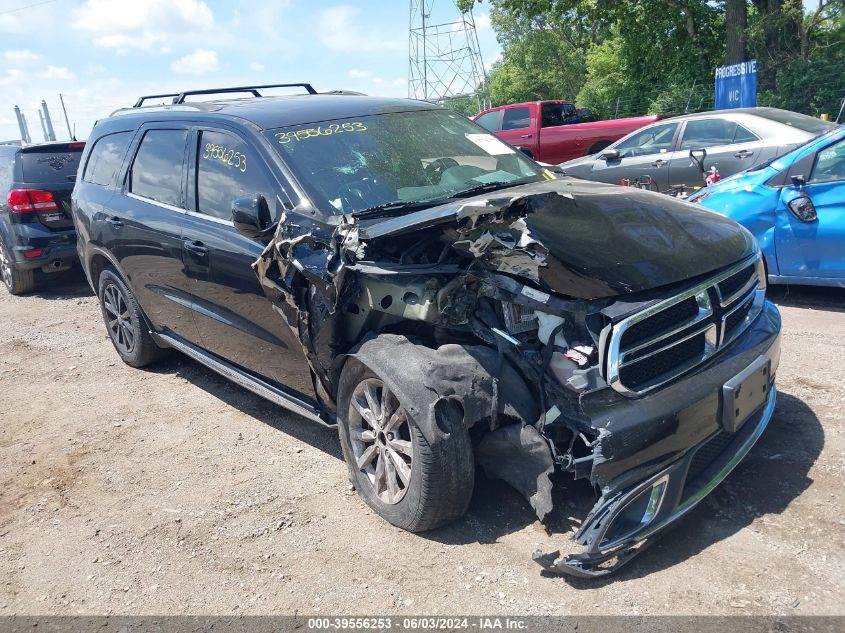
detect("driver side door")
(589, 122), (680, 190)
(775, 137), (845, 280)
(181, 126), (317, 398)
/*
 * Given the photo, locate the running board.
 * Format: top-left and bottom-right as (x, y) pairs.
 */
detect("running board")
(154, 331), (335, 428)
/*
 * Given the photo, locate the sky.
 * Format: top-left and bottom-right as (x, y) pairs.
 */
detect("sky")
(0, 0), (502, 142)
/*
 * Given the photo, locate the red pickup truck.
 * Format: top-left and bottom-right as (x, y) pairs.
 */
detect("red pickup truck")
(472, 100), (665, 164)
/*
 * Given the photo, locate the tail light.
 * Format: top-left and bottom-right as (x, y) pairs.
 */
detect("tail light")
(8, 189), (58, 213)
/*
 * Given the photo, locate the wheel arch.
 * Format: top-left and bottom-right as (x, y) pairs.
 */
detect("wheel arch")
(337, 333), (539, 447)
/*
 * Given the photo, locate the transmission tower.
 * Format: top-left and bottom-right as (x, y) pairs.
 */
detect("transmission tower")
(408, 0), (489, 110)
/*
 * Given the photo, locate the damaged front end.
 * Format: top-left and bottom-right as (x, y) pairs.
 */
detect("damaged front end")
(254, 178), (781, 578)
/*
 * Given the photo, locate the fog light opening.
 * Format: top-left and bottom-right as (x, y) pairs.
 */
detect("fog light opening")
(601, 475), (669, 549)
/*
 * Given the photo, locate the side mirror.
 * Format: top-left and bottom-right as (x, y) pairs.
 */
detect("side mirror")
(787, 194), (817, 223)
(689, 148), (707, 175)
(232, 194), (273, 238)
(518, 147), (535, 159)
(600, 148), (620, 161)
(790, 174), (806, 189)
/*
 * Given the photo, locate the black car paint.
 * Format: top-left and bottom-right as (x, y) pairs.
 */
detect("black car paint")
(362, 179), (756, 300)
(73, 94), (781, 578)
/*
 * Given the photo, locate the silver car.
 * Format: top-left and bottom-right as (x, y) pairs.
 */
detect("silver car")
(559, 107), (836, 190)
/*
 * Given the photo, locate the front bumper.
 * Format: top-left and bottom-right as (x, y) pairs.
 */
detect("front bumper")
(534, 300), (781, 578)
(535, 385), (776, 577)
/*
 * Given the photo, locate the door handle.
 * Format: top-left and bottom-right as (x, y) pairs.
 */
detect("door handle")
(734, 150), (753, 158)
(651, 159), (667, 167)
(519, 134), (533, 139)
(106, 216), (123, 228)
(183, 239), (208, 256)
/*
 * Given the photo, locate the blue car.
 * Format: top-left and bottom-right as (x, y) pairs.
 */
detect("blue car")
(689, 125), (845, 287)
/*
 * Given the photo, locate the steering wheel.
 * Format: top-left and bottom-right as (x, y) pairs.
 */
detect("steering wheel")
(424, 157), (460, 184)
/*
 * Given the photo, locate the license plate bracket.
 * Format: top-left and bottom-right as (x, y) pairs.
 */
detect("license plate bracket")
(722, 355), (771, 433)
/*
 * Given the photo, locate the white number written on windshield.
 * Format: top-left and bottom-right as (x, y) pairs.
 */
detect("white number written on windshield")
(275, 122), (368, 144)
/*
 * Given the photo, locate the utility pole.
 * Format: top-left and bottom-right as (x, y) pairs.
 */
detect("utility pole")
(408, 0), (489, 111)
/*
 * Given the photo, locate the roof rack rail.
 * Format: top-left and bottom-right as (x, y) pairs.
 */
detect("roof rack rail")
(133, 83), (317, 108)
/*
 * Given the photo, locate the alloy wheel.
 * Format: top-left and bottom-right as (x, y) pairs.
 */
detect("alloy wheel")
(348, 378), (414, 505)
(102, 283), (135, 355)
(0, 242), (12, 289)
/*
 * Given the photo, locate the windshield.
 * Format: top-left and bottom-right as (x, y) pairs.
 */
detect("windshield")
(264, 109), (544, 215)
(757, 108), (837, 135)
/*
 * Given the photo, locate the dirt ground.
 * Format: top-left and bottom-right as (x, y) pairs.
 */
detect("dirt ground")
(0, 269), (843, 616)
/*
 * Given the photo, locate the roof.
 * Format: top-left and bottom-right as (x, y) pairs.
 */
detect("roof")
(662, 107), (811, 121)
(107, 94), (439, 132)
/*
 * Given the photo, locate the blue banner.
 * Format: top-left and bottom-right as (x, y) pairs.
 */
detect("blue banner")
(714, 60), (757, 109)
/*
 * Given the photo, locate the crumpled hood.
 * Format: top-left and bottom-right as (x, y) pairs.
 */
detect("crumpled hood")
(361, 179), (756, 300)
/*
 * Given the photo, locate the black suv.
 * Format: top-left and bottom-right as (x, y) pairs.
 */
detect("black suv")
(0, 140), (85, 294)
(73, 84), (782, 577)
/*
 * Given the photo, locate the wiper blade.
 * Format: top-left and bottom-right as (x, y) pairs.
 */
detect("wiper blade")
(447, 177), (536, 199)
(351, 199), (445, 218)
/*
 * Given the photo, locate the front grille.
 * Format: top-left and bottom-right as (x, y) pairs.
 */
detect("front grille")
(606, 256), (765, 396)
(620, 296), (698, 348)
(723, 293), (755, 339)
(717, 264), (754, 302)
(619, 332), (706, 391)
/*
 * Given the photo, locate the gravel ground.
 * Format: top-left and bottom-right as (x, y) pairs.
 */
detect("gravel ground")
(0, 269), (843, 616)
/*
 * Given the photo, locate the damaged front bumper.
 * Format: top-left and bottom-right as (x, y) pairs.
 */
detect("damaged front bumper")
(534, 300), (781, 578)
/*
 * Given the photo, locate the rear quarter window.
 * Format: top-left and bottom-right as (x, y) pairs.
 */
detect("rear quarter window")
(83, 132), (133, 187)
(20, 150), (82, 183)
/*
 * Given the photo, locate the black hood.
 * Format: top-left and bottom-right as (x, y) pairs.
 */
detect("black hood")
(360, 179), (756, 300)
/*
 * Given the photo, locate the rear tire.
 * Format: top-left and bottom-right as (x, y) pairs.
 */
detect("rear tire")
(0, 240), (35, 295)
(97, 267), (170, 368)
(337, 359), (474, 532)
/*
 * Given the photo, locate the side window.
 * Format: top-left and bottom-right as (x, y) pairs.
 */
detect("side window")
(733, 124), (758, 144)
(83, 132), (132, 187)
(810, 138), (845, 183)
(501, 107), (531, 131)
(614, 123), (679, 158)
(680, 119), (739, 150)
(129, 129), (188, 207)
(475, 111), (501, 132)
(541, 104), (566, 128)
(196, 130), (277, 221)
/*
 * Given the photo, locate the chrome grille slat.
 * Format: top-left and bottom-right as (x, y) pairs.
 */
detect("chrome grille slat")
(606, 254), (765, 396)
(718, 269), (759, 307)
(620, 321), (717, 366)
(620, 304), (713, 361)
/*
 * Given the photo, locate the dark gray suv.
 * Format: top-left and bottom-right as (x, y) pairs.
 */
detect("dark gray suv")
(72, 84), (782, 577)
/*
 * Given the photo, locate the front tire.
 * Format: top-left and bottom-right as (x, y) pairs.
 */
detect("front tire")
(337, 359), (474, 532)
(98, 267), (169, 368)
(0, 240), (35, 295)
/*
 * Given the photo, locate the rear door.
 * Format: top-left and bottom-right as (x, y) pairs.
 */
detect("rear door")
(182, 126), (316, 398)
(667, 118), (762, 186)
(496, 106), (537, 157)
(775, 136), (845, 280)
(17, 143), (85, 230)
(588, 121), (680, 190)
(111, 125), (199, 342)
